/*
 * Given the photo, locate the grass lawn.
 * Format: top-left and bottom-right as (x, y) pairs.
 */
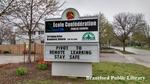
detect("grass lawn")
(100, 48), (115, 53)
(13, 62), (150, 84)
(0, 62), (150, 84)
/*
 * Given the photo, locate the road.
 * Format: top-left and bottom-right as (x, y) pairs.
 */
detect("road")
(111, 46), (150, 67)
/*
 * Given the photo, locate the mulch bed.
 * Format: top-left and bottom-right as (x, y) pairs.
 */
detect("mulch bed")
(0, 62), (52, 84)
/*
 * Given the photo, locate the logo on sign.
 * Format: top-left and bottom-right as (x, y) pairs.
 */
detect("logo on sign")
(61, 8), (80, 20)
(82, 32), (95, 40)
(66, 11), (75, 20)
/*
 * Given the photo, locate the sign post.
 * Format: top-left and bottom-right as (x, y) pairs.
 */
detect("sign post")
(44, 8), (99, 77)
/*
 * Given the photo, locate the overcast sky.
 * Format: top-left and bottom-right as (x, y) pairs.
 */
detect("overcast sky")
(57, 0), (150, 23)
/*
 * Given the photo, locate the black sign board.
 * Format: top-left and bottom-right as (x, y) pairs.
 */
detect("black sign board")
(45, 19), (98, 33)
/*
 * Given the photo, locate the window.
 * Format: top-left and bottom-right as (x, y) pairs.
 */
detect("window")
(31, 31), (36, 35)
(38, 31), (44, 35)
(41, 40), (44, 43)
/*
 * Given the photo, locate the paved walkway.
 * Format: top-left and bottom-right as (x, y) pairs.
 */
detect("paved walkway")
(0, 55), (35, 64)
(100, 53), (129, 63)
(111, 46), (150, 67)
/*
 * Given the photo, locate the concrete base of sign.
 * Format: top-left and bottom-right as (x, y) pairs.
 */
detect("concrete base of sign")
(52, 62), (92, 77)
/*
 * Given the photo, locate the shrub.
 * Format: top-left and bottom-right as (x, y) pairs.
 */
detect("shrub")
(37, 64), (48, 70)
(23, 50), (27, 54)
(16, 67), (28, 76)
(23, 50), (36, 54)
(3, 51), (11, 54)
(31, 51), (36, 54)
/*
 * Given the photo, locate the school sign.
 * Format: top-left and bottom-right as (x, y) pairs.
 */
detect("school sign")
(44, 8), (99, 77)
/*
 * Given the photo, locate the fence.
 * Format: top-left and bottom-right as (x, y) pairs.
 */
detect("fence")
(0, 44), (43, 55)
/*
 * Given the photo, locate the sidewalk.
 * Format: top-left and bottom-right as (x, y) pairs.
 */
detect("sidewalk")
(0, 55), (35, 64)
(111, 46), (150, 55)
(111, 46), (150, 67)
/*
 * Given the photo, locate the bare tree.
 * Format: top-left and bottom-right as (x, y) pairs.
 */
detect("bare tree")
(98, 13), (114, 49)
(143, 24), (150, 47)
(99, 13), (109, 49)
(7, 0), (63, 63)
(0, 0), (18, 44)
(0, 21), (13, 44)
(0, 0), (18, 17)
(112, 13), (145, 52)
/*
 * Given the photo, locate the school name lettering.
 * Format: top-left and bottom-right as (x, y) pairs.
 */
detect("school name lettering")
(53, 21), (96, 28)
(49, 46), (92, 60)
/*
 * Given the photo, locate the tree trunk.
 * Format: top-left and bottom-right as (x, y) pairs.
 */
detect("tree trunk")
(34, 42), (36, 62)
(0, 39), (2, 45)
(99, 41), (102, 51)
(148, 38), (150, 48)
(23, 42), (26, 63)
(28, 34), (32, 63)
(122, 40), (126, 52)
(28, 0), (33, 63)
(108, 40), (111, 48)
